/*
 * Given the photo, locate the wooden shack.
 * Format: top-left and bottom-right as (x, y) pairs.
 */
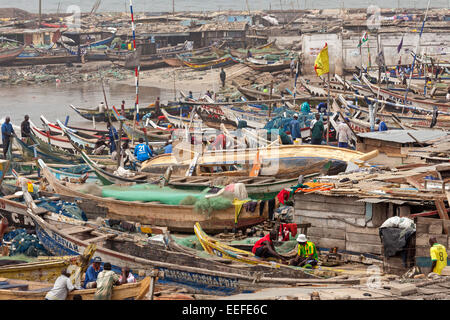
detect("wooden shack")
(356, 130), (448, 166)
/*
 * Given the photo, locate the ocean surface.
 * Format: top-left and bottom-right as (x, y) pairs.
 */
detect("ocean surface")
(1, 0), (448, 14)
(0, 82), (173, 128)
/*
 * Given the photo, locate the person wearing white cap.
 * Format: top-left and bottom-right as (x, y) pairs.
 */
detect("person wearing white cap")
(289, 234), (319, 268)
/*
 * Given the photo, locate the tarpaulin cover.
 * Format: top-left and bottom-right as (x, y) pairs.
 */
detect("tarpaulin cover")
(379, 227), (415, 257)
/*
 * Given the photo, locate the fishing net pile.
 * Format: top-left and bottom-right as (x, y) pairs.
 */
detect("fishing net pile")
(4, 229), (50, 257)
(56, 164), (91, 175)
(36, 198), (87, 221)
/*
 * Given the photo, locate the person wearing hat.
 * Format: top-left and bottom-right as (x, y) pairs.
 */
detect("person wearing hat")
(289, 234), (319, 268)
(289, 113), (301, 142)
(84, 256), (103, 289)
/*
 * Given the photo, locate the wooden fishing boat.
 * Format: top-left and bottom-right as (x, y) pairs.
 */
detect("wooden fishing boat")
(38, 159), (269, 233)
(11, 54), (78, 66)
(29, 121), (73, 150)
(0, 257), (78, 283)
(163, 57), (183, 67)
(40, 115), (108, 136)
(78, 146), (298, 199)
(355, 75), (450, 112)
(246, 60), (291, 72)
(69, 103), (180, 122)
(0, 277), (150, 300)
(194, 222), (286, 267)
(110, 106), (172, 142)
(236, 84), (282, 100)
(0, 46), (25, 64)
(182, 54), (238, 71)
(20, 193), (330, 295)
(60, 33), (116, 56)
(141, 144), (378, 178)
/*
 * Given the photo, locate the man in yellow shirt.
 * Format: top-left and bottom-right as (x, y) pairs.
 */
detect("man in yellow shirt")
(429, 237), (447, 275)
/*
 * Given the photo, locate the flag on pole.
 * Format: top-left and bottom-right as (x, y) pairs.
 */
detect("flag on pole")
(314, 43), (329, 77)
(357, 32), (368, 48)
(397, 36), (404, 54)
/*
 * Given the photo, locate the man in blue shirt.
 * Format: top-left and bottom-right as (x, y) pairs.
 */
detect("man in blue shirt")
(376, 118), (388, 131)
(2, 117), (15, 159)
(84, 256), (103, 288)
(134, 138), (153, 162)
(164, 140), (173, 154)
(289, 114), (301, 142)
(107, 122), (118, 154)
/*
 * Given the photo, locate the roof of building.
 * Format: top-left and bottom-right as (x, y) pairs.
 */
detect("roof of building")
(192, 21), (248, 32)
(357, 129), (448, 144)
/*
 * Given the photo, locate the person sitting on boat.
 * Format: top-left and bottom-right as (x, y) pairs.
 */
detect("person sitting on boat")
(20, 115), (31, 143)
(84, 256), (103, 289)
(289, 234), (319, 268)
(252, 229), (287, 262)
(187, 91), (193, 100)
(45, 269), (80, 300)
(289, 114), (301, 142)
(1, 116), (15, 159)
(247, 50), (252, 58)
(164, 140), (173, 154)
(119, 267), (136, 284)
(134, 138), (153, 162)
(337, 118), (352, 149)
(310, 113), (324, 145)
(94, 262), (121, 300)
(220, 68), (226, 88)
(376, 118), (388, 131)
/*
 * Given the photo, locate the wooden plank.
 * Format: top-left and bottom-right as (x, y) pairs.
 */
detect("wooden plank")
(294, 201), (365, 215)
(295, 193), (364, 206)
(345, 225), (380, 235)
(346, 241), (382, 255)
(307, 236), (345, 250)
(296, 216), (346, 229)
(308, 227), (345, 240)
(296, 210), (366, 226)
(416, 234), (447, 247)
(64, 226), (95, 235)
(435, 200), (450, 234)
(345, 232), (382, 245)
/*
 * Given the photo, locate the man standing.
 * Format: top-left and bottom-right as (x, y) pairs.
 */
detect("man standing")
(21, 115), (31, 142)
(310, 113), (324, 145)
(289, 114), (301, 142)
(429, 237), (447, 275)
(121, 100), (126, 117)
(94, 262), (121, 300)
(337, 118), (352, 149)
(220, 68), (226, 88)
(45, 269), (79, 300)
(252, 229), (287, 262)
(154, 97), (161, 116)
(289, 234), (319, 268)
(2, 117), (15, 159)
(107, 122), (119, 156)
(134, 138), (153, 162)
(84, 256), (103, 289)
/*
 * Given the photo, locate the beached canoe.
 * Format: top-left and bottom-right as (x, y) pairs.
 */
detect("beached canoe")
(38, 159), (269, 233)
(21, 193), (321, 295)
(246, 60), (291, 72)
(0, 277), (150, 300)
(141, 144), (378, 178)
(182, 54), (238, 71)
(0, 46), (25, 64)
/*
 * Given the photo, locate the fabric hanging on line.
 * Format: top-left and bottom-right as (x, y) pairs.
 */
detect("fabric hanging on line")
(232, 199), (250, 224)
(279, 223), (298, 241)
(277, 189), (290, 204)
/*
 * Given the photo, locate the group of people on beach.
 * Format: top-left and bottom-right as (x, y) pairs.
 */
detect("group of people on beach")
(45, 256), (136, 300)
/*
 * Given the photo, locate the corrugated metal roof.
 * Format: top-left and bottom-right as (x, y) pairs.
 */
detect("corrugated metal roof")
(357, 130), (448, 144)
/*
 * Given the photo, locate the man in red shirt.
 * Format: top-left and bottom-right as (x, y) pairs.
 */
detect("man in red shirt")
(252, 230), (286, 262)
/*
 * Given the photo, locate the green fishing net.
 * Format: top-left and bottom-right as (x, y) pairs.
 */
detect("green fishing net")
(194, 197), (233, 216)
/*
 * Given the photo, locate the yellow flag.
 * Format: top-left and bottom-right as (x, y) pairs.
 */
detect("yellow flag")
(314, 43), (329, 77)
